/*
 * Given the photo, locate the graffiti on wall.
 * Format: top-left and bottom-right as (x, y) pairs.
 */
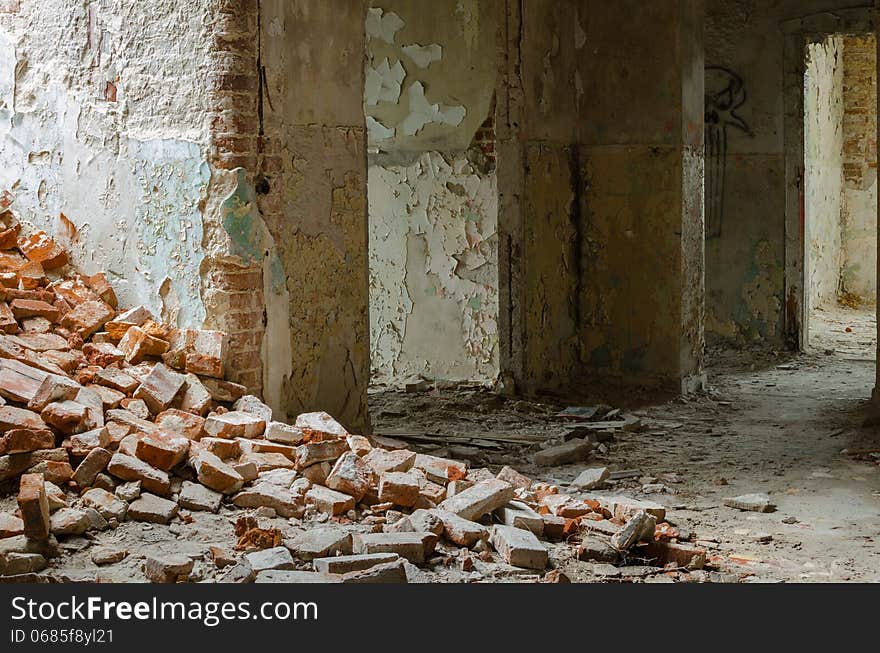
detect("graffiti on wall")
(705, 66), (753, 238)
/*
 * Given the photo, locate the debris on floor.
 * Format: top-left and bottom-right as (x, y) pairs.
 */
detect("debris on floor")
(0, 218), (743, 584)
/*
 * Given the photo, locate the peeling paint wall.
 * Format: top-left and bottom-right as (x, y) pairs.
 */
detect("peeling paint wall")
(805, 36), (845, 312)
(365, 1), (499, 385)
(0, 0), (216, 326)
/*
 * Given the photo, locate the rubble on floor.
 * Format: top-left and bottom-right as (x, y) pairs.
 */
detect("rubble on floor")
(0, 220), (724, 584)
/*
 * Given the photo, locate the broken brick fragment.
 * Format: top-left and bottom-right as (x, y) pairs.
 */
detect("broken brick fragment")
(132, 363), (186, 415)
(10, 299), (60, 322)
(117, 326), (169, 363)
(17, 472), (50, 540)
(18, 230), (69, 269)
(61, 300), (115, 340)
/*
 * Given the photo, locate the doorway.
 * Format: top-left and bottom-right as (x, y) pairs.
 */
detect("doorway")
(803, 33), (877, 357)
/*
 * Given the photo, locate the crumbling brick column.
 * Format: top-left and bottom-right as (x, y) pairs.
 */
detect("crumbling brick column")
(202, 0), (266, 398)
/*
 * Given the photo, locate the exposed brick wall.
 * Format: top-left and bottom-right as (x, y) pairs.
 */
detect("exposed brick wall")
(210, 0), (259, 172)
(473, 113), (497, 169)
(205, 0), (265, 396)
(842, 34), (877, 191)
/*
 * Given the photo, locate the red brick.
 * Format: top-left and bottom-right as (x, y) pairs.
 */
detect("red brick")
(135, 432), (189, 471)
(17, 472), (49, 540)
(10, 299), (60, 322)
(0, 429), (54, 455)
(17, 231), (68, 269)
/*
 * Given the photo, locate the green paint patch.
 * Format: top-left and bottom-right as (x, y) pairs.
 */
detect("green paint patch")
(268, 251), (286, 295)
(467, 295), (482, 310)
(221, 169), (263, 265)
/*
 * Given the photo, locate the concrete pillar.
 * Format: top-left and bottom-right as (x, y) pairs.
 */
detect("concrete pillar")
(258, 0), (371, 432)
(502, 0), (705, 396)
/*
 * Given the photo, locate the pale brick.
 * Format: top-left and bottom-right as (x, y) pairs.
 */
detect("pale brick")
(352, 532), (435, 564)
(155, 408), (205, 440)
(363, 448), (416, 475)
(231, 482), (304, 517)
(378, 471), (420, 508)
(534, 438), (593, 466)
(204, 411), (265, 439)
(490, 525), (548, 570)
(295, 438), (348, 469)
(178, 481), (222, 512)
(73, 447), (112, 487)
(173, 373), (213, 416)
(326, 452), (374, 501)
(233, 394), (272, 422)
(127, 493), (178, 524)
(135, 432), (189, 471)
(438, 479), (514, 521)
(296, 411), (349, 440)
(81, 488), (127, 521)
(306, 485), (355, 515)
(106, 453), (171, 496)
(144, 553), (192, 583)
(264, 421), (303, 445)
(61, 300), (115, 339)
(132, 363), (186, 414)
(285, 527), (352, 561)
(192, 450), (244, 494)
(495, 501), (544, 536)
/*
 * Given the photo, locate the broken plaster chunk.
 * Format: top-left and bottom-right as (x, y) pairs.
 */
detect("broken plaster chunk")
(724, 494), (776, 513)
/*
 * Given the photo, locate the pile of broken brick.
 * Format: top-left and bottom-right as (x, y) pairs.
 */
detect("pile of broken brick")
(0, 218), (707, 583)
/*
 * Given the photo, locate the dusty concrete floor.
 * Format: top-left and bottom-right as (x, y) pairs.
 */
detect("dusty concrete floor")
(9, 306), (879, 583)
(369, 304), (880, 582)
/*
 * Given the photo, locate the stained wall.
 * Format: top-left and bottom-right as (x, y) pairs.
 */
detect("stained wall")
(365, 1), (499, 386)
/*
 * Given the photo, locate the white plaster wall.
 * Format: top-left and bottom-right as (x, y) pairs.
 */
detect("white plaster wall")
(805, 37), (845, 311)
(0, 0), (216, 326)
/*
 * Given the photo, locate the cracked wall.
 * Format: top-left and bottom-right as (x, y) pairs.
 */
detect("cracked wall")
(0, 0), (217, 328)
(365, 1), (499, 386)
